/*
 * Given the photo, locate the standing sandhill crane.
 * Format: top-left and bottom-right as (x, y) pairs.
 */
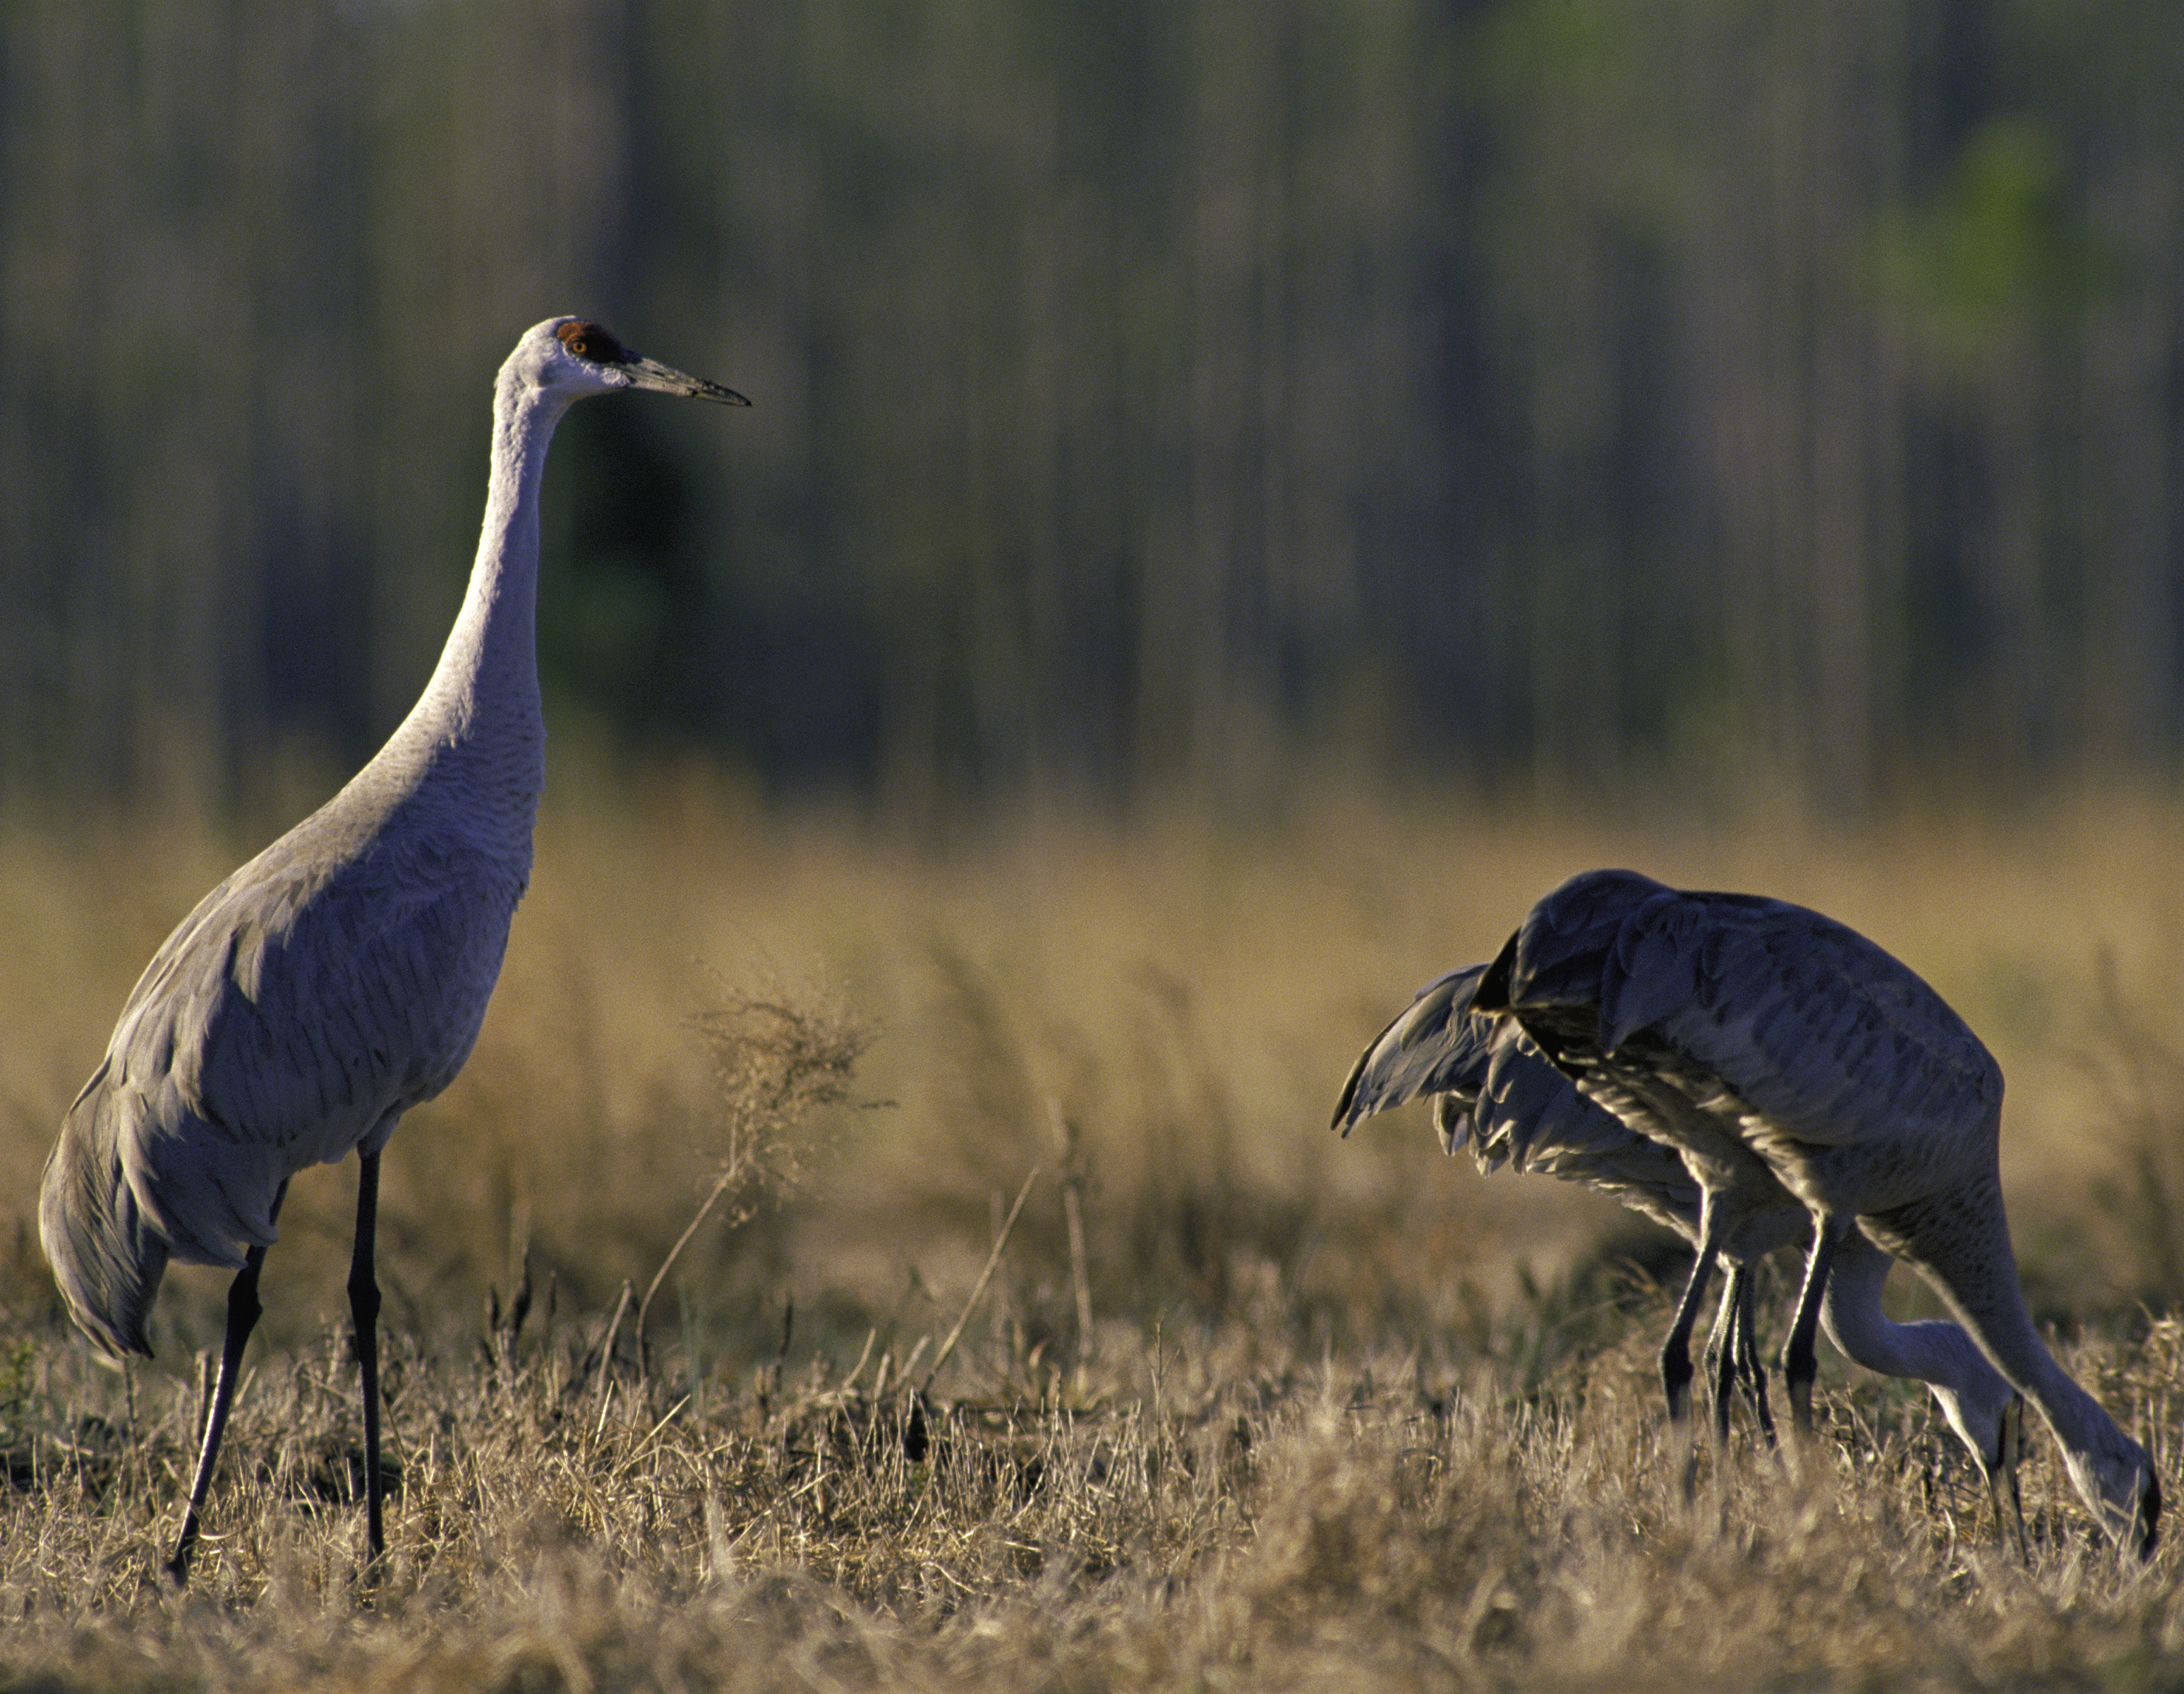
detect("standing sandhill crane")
(1475, 868), (2158, 1556)
(1332, 966), (2027, 1544)
(40, 318), (747, 1583)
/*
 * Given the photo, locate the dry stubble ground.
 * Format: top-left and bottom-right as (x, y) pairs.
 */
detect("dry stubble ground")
(5, 772), (2184, 1690)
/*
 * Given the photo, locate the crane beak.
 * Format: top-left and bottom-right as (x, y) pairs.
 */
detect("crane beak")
(621, 355), (751, 406)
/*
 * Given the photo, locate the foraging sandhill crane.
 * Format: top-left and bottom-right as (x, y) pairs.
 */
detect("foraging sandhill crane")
(1333, 966), (2027, 1543)
(1336, 965), (1794, 1434)
(1473, 867), (2158, 1556)
(40, 318), (747, 1582)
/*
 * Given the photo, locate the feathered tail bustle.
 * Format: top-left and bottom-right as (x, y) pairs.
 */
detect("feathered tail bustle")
(40, 1065), (170, 1358)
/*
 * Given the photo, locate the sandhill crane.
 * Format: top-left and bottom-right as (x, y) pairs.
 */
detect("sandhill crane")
(39, 318), (747, 1582)
(1474, 867), (2157, 1556)
(1334, 965), (1794, 1434)
(1332, 966), (2027, 1544)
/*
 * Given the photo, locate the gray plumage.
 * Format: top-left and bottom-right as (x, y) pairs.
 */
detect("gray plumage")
(42, 769), (531, 1357)
(1336, 964), (1718, 1230)
(1335, 963), (1787, 1436)
(40, 317), (747, 1578)
(1333, 962), (2024, 1520)
(1477, 867), (2155, 1556)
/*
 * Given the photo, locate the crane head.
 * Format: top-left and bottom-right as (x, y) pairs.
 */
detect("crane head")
(2059, 1429), (2161, 1560)
(507, 316), (751, 407)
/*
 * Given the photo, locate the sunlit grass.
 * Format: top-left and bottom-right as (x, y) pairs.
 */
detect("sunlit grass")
(4, 772), (2184, 1688)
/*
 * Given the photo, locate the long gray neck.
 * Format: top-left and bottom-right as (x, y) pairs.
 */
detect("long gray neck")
(418, 377), (565, 745)
(1821, 1230), (2013, 1464)
(1927, 1228), (2126, 1455)
(1824, 1232), (1972, 1380)
(365, 369), (565, 845)
(1874, 1185), (2151, 1540)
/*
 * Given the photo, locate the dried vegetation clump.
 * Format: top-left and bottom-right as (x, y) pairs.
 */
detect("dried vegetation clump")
(7, 1302), (2184, 1690)
(6, 783), (2184, 1688)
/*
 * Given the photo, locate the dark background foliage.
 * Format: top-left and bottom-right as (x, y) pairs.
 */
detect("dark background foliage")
(3, 0), (2180, 823)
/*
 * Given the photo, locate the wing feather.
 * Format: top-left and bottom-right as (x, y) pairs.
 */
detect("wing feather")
(1505, 869), (2001, 1158)
(88, 807), (524, 1277)
(1334, 959), (1713, 1245)
(1331, 966), (1495, 1140)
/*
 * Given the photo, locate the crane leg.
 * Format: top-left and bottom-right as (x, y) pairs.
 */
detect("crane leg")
(1733, 1270), (1776, 1443)
(1989, 1395), (2028, 1561)
(1660, 1200), (1727, 1423)
(1780, 1216), (1847, 1434)
(1707, 1270), (1742, 1443)
(1658, 1247), (1716, 1423)
(166, 1245), (269, 1585)
(348, 1149), (386, 1565)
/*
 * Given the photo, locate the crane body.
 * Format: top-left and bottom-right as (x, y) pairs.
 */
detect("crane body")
(40, 318), (747, 1580)
(1334, 961), (2025, 1542)
(1476, 868), (2156, 1556)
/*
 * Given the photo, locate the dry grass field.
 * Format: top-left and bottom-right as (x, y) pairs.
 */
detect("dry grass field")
(6, 769), (2184, 1690)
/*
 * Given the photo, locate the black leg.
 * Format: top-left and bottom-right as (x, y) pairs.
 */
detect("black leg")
(1660, 1251), (1715, 1422)
(1989, 1395), (2028, 1561)
(1660, 1207), (1724, 1423)
(1781, 1217), (1846, 1434)
(349, 1149), (385, 1565)
(1710, 1269), (1742, 1443)
(1733, 1270), (1776, 1443)
(167, 1246), (267, 1585)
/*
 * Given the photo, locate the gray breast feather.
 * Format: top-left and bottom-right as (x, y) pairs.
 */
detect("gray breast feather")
(87, 816), (526, 1270)
(1475, 1021), (1624, 1171)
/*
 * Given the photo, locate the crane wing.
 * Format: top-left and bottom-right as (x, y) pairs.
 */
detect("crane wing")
(1332, 961), (1685, 1200)
(1507, 869), (2001, 1157)
(1331, 966), (1494, 1139)
(85, 809), (525, 1269)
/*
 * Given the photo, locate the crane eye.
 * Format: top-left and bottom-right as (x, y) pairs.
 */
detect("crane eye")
(555, 320), (629, 364)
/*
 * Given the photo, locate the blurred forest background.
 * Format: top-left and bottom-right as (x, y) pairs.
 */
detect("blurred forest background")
(1, 0), (2182, 826)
